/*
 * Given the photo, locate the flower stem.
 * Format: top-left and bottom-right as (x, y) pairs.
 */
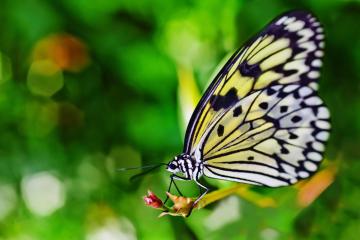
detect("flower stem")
(195, 184), (276, 209)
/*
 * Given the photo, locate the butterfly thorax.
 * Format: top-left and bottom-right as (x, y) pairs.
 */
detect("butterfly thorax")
(167, 153), (203, 180)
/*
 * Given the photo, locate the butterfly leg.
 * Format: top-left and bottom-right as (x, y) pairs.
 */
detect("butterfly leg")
(164, 174), (189, 204)
(173, 179), (183, 196)
(164, 176), (174, 204)
(186, 180), (209, 217)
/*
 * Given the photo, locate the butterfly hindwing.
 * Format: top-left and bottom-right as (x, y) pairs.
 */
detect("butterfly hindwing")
(184, 11), (325, 156)
(201, 84), (330, 187)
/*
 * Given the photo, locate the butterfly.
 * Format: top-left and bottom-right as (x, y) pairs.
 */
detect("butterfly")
(165, 10), (330, 215)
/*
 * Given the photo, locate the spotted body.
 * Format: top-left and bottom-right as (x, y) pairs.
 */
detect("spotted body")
(168, 154), (204, 180)
(166, 11), (330, 210)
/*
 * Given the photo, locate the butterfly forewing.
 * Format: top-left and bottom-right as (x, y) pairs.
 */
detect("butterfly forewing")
(184, 11), (325, 153)
(183, 11), (330, 186)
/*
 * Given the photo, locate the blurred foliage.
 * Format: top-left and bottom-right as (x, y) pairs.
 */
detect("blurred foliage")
(0, 0), (359, 239)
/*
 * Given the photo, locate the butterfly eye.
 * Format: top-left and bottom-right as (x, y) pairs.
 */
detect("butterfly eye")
(168, 163), (177, 170)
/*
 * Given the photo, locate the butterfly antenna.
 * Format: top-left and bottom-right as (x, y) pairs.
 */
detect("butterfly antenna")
(129, 164), (166, 182)
(117, 163), (167, 171)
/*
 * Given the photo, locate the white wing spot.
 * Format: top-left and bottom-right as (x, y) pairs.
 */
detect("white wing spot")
(304, 96), (322, 106)
(299, 41), (317, 52)
(311, 59), (322, 67)
(290, 178), (297, 184)
(283, 85), (298, 93)
(312, 141), (325, 152)
(315, 120), (331, 129)
(304, 161), (317, 171)
(299, 171), (309, 178)
(316, 131), (329, 141)
(299, 86), (312, 97)
(295, 42), (317, 59)
(297, 29), (314, 42)
(272, 85), (282, 91)
(285, 20), (305, 32)
(318, 106), (330, 119)
(319, 42), (325, 48)
(308, 71), (320, 79)
(312, 22), (320, 27)
(283, 59), (309, 76)
(316, 34), (324, 40)
(315, 50), (324, 57)
(307, 152), (322, 161)
(316, 27), (323, 33)
(276, 16), (288, 25)
(284, 17), (296, 25)
(309, 82), (319, 90)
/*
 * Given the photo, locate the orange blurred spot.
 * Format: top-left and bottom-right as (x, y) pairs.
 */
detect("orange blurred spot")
(32, 34), (89, 72)
(297, 165), (337, 208)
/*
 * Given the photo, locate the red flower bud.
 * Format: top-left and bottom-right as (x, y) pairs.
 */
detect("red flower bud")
(143, 190), (163, 209)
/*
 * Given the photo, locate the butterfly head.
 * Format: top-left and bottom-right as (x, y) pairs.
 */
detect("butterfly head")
(167, 154), (197, 178)
(166, 156), (181, 174)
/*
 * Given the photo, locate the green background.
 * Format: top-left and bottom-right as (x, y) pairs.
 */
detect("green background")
(0, 0), (359, 239)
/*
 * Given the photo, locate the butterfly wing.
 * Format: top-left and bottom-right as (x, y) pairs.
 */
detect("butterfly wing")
(183, 11), (330, 186)
(202, 84), (330, 186)
(184, 10), (325, 153)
